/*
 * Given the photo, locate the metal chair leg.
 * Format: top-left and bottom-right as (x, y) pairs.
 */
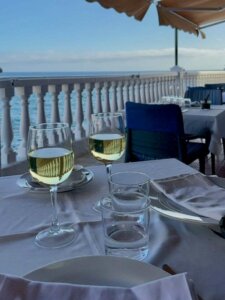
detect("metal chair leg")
(211, 153), (215, 175)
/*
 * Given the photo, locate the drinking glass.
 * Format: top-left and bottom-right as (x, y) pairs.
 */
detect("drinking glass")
(89, 112), (126, 211)
(101, 171), (151, 260)
(27, 122), (77, 248)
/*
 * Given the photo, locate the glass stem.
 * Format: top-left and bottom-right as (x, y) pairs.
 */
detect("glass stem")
(50, 185), (60, 232)
(105, 163), (112, 191)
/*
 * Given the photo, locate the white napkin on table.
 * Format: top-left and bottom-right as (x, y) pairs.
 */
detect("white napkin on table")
(0, 272), (197, 300)
(152, 173), (225, 221)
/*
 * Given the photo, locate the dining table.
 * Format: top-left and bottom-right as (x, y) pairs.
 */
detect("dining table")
(183, 105), (225, 156)
(1, 158), (225, 300)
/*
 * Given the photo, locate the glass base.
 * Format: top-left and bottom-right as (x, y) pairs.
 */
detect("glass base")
(35, 225), (77, 248)
(92, 200), (101, 213)
(105, 246), (149, 261)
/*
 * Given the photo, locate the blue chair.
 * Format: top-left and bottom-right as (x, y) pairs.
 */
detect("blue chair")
(184, 86), (222, 105)
(125, 102), (209, 174)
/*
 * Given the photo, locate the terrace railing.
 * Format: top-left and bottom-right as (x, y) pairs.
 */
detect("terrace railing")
(1, 70), (225, 174)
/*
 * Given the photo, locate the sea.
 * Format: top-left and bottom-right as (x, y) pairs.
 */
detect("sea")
(1, 70), (168, 151)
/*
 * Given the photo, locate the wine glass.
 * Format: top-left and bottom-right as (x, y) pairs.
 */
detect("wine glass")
(27, 122), (77, 248)
(89, 112), (126, 211)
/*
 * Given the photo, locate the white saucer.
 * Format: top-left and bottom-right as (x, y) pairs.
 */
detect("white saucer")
(24, 256), (169, 287)
(17, 168), (93, 193)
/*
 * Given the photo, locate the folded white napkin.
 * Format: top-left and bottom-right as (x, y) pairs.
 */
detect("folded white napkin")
(0, 272), (197, 300)
(152, 173), (225, 221)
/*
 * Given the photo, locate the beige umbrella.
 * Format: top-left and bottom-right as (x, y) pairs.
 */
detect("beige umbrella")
(86, 0), (225, 38)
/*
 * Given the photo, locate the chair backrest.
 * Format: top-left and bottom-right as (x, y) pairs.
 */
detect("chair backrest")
(184, 86), (222, 105)
(184, 86), (205, 99)
(125, 102), (187, 163)
(205, 83), (225, 90)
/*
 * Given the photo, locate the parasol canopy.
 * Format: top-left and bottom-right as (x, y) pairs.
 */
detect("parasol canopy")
(86, 0), (225, 38)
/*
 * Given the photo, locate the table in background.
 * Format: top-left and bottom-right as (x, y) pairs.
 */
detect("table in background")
(0, 159), (225, 300)
(183, 105), (225, 155)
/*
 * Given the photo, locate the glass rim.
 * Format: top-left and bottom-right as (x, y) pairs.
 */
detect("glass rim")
(29, 122), (69, 130)
(100, 194), (151, 213)
(109, 171), (150, 186)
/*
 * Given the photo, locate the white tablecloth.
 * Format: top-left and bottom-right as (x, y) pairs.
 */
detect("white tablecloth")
(183, 105), (225, 155)
(1, 159), (225, 300)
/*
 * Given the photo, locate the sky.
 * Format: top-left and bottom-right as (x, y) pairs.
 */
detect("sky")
(1, 0), (225, 73)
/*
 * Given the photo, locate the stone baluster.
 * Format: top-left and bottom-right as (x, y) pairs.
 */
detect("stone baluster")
(151, 79), (156, 102)
(94, 82), (103, 113)
(117, 81), (124, 110)
(147, 79), (153, 103)
(15, 86), (31, 161)
(148, 79), (154, 102)
(48, 85), (61, 123)
(32, 86), (46, 124)
(0, 87), (16, 166)
(129, 79), (135, 102)
(85, 82), (94, 136)
(62, 84), (73, 127)
(135, 79), (141, 103)
(178, 71), (185, 97)
(164, 76), (169, 96)
(153, 78), (158, 103)
(155, 77), (161, 101)
(171, 77), (176, 95)
(110, 81), (117, 112)
(158, 77), (164, 99)
(171, 76), (176, 94)
(103, 81), (110, 112)
(124, 80), (130, 105)
(157, 77), (162, 100)
(74, 83), (85, 139)
(183, 73), (189, 91)
(165, 77), (169, 96)
(162, 77), (168, 96)
(61, 84), (75, 142)
(145, 79), (151, 103)
(141, 79), (146, 104)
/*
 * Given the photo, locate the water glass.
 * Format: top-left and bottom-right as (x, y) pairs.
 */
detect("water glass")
(101, 194), (151, 261)
(101, 171), (151, 261)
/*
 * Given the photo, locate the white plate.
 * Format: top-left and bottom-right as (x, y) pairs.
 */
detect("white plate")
(150, 175), (224, 227)
(24, 256), (169, 287)
(17, 168), (93, 193)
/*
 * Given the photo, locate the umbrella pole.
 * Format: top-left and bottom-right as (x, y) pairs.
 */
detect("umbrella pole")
(175, 28), (178, 66)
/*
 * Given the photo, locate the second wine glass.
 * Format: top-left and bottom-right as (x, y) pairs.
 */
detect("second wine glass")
(89, 112), (126, 211)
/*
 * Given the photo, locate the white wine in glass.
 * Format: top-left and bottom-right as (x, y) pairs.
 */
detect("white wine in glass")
(89, 112), (126, 211)
(27, 123), (77, 248)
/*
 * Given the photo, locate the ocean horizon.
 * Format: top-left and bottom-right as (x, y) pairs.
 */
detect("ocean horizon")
(0, 70), (174, 80)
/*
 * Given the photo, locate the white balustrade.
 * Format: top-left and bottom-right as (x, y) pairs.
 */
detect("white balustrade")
(1, 70), (225, 172)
